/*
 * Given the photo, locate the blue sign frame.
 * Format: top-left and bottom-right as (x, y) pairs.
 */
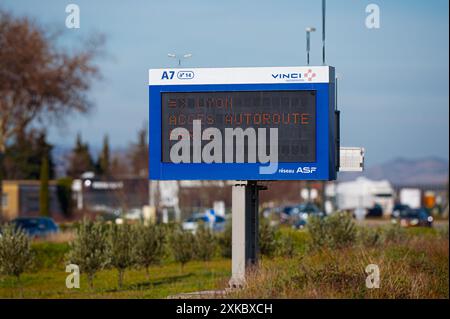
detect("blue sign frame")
(149, 71), (336, 181)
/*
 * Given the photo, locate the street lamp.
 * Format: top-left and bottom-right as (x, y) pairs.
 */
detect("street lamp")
(305, 27), (316, 65)
(167, 53), (192, 66)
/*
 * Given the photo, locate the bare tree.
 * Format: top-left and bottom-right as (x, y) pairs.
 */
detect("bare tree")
(0, 10), (103, 215)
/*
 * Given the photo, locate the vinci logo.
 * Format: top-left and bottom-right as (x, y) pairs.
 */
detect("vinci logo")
(304, 69), (317, 81)
(271, 73), (302, 80)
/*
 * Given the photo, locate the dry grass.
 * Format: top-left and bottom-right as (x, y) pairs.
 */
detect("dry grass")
(34, 231), (75, 243)
(234, 232), (449, 299)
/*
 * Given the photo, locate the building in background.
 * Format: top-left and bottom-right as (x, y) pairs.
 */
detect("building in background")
(1, 180), (63, 221)
(72, 176), (148, 215)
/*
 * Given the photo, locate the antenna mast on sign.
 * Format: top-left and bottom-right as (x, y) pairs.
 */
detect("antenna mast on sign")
(322, 0), (326, 65)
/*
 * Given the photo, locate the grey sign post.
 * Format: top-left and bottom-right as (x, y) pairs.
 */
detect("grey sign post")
(229, 181), (266, 288)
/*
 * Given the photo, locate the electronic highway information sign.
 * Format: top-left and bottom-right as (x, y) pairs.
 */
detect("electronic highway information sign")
(149, 66), (337, 180)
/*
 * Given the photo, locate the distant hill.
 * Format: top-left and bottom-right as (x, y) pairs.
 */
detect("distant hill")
(338, 157), (449, 186)
(53, 144), (448, 187)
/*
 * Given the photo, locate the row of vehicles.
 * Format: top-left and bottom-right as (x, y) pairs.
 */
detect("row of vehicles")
(182, 210), (227, 233)
(263, 202), (434, 229)
(263, 202), (324, 229)
(1, 203), (434, 239)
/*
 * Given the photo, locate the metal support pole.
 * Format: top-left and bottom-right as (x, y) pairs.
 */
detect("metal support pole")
(306, 31), (311, 65)
(322, 0), (326, 65)
(245, 181), (259, 266)
(229, 181), (265, 288)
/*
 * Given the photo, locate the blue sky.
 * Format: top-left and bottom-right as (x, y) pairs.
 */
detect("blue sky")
(2, 0), (449, 165)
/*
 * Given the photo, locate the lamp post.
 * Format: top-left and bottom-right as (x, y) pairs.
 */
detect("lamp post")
(167, 53), (192, 66)
(305, 27), (316, 65)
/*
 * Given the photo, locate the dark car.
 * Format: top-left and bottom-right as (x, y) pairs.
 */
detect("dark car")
(291, 203), (324, 229)
(12, 217), (59, 238)
(280, 205), (296, 224)
(392, 208), (433, 227)
(392, 204), (411, 218)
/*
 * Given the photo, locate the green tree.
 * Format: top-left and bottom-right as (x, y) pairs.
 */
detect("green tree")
(134, 223), (166, 281)
(0, 223), (33, 283)
(67, 219), (110, 289)
(3, 130), (54, 180)
(39, 153), (49, 217)
(67, 133), (95, 178)
(130, 125), (148, 177)
(169, 227), (194, 273)
(108, 223), (137, 289)
(96, 135), (110, 177)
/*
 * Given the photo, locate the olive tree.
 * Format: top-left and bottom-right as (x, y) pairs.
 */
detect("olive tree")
(0, 223), (33, 283)
(67, 219), (109, 289)
(194, 223), (216, 264)
(108, 223), (137, 289)
(134, 223), (166, 281)
(169, 227), (194, 273)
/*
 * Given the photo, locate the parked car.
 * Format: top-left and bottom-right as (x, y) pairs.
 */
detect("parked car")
(182, 213), (226, 233)
(280, 205), (299, 224)
(392, 204), (411, 218)
(292, 203), (324, 229)
(261, 206), (283, 226)
(12, 217), (59, 238)
(391, 207), (433, 227)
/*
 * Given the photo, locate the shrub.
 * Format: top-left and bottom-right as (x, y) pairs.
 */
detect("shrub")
(169, 227), (194, 272)
(67, 219), (109, 289)
(437, 224), (449, 238)
(194, 223), (216, 263)
(134, 223), (166, 281)
(259, 217), (277, 257)
(357, 226), (383, 247)
(276, 233), (296, 258)
(307, 212), (357, 250)
(381, 223), (407, 244)
(108, 223), (137, 289)
(0, 223), (33, 282)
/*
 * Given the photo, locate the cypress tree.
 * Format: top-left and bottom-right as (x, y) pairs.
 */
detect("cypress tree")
(39, 154), (50, 217)
(97, 135), (110, 177)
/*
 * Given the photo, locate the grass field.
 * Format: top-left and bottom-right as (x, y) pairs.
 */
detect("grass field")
(0, 224), (448, 299)
(0, 258), (231, 299)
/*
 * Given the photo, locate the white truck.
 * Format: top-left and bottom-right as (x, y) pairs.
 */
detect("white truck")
(399, 188), (421, 209)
